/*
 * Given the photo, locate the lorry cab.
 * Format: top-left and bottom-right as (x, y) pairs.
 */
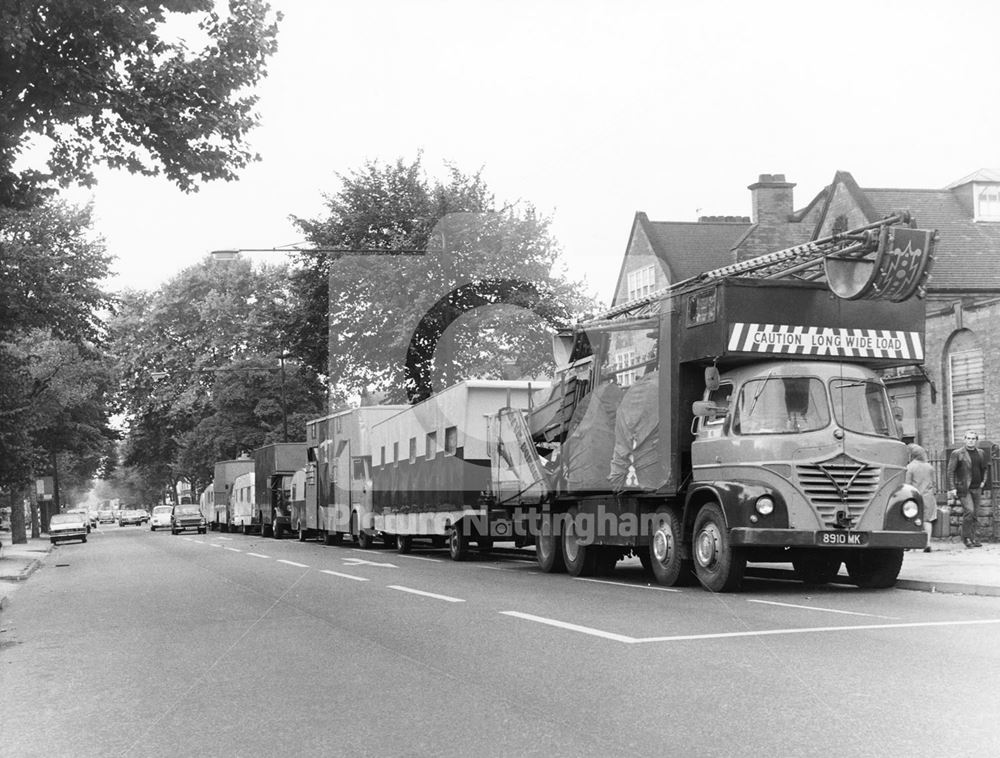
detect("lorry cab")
(691, 359), (914, 535)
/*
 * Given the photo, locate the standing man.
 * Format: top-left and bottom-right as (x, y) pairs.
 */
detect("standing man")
(947, 430), (987, 549)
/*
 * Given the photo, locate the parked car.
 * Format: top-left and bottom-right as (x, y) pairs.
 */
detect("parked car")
(171, 504), (207, 535)
(97, 509), (115, 524)
(150, 505), (173, 531)
(67, 508), (92, 533)
(49, 513), (88, 544)
(118, 509), (145, 526)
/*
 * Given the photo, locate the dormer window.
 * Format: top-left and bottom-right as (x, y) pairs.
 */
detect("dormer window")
(977, 185), (1000, 221)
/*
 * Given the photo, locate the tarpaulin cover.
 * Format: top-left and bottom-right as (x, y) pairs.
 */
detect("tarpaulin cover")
(565, 381), (624, 492)
(609, 371), (661, 491)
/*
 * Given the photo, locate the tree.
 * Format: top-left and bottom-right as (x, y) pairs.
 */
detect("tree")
(0, 200), (114, 508)
(290, 156), (598, 402)
(0, 0), (282, 207)
(111, 257), (325, 498)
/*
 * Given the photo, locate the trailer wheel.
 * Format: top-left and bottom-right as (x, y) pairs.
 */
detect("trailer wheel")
(649, 508), (695, 586)
(792, 551), (843, 585)
(692, 503), (745, 592)
(396, 535), (413, 554)
(535, 515), (566, 573)
(448, 523), (470, 561)
(561, 505), (596, 577)
(272, 518), (282, 540)
(844, 548), (903, 589)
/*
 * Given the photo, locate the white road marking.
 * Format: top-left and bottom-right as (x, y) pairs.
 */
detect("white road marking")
(247, 552), (270, 559)
(501, 611), (635, 643)
(321, 569), (369, 582)
(342, 557), (397, 568)
(396, 554), (440, 563)
(476, 565), (510, 571)
(388, 585), (465, 603)
(747, 598), (898, 619)
(277, 559), (309, 568)
(218, 536), (233, 541)
(502, 612), (1000, 645)
(575, 577), (681, 593)
(191, 540), (204, 544)
(224, 547), (242, 553)
(209, 543), (222, 548)
(182, 537), (193, 542)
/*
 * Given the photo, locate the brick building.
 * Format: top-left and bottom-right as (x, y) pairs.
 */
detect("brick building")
(611, 170), (1000, 451)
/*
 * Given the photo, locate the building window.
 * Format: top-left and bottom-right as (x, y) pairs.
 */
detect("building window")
(977, 186), (1000, 221)
(613, 348), (637, 387)
(380, 446), (385, 467)
(426, 431), (437, 459)
(393, 441), (399, 466)
(445, 426), (458, 456)
(949, 346), (986, 444)
(409, 437), (417, 464)
(626, 265), (656, 302)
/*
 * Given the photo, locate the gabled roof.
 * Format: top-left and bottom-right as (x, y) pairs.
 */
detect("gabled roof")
(945, 168), (1000, 188)
(640, 214), (752, 281)
(862, 186), (1000, 291)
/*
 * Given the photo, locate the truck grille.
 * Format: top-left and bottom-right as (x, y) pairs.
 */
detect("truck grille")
(796, 456), (880, 528)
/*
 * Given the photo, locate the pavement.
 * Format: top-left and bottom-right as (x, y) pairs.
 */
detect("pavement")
(2, 532), (1000, 612)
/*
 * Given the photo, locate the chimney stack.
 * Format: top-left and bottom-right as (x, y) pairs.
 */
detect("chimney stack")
(748, 173), (795, 226)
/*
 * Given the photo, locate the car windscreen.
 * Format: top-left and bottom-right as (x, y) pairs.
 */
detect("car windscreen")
(732, 376), (830, 435)
(829, 378), (897, 437)
(153, 506), (172, 514)
(51, 514), (83, 525)
(175, 507), (199, 515)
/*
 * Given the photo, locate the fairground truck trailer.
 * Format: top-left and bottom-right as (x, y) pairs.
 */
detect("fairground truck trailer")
(370, 380), (548, 558)
(210, 457), (254, 531)
(299, 405), (407, 546)
(252, 442), (308, 538)
(487, 212), (938, 591)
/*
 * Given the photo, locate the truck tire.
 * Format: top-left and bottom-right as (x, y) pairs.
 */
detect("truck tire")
(793, 552), (843, 585)
(649, 508), (695, 586)
(844, 548), (904, 588)
(535, 515), (566, 573)
(448, 523), (470, 561)
(561, 505), (596, 577)
(692, 503), (746, 592)
(396, 535), (413, 554)
(271, 518), (282, 539)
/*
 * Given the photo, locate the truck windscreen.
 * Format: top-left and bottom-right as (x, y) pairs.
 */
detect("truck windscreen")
(733, 376), (829, 435)
(829, 378), (897, 438)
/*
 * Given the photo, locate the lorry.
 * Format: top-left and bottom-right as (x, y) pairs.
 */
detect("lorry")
(301, 405), (406, 545)
(370, 380), (548, 557)
(252, 443), (309, 538)
(229, 472), (255, 533)
(484, 212), (937, 591)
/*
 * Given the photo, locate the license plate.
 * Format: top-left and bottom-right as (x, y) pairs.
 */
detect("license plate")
(816, 531), (868, 546)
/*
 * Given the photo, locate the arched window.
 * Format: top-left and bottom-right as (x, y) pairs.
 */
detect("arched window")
(947, 330), (986, 444)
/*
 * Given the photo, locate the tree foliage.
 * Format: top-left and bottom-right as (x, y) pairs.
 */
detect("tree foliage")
(112, 257), (325, 498)
(0, 0), (282, 207)
(290, 156), (597, 402)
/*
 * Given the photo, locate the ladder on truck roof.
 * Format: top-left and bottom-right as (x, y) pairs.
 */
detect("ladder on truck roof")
(583, 211), (938, 328)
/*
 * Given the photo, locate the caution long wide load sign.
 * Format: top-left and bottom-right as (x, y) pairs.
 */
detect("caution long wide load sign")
(728, 323), (924, 361)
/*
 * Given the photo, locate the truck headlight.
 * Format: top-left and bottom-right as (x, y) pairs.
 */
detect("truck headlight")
(755, 496), (775, 516)
(901, 499), (919, 519)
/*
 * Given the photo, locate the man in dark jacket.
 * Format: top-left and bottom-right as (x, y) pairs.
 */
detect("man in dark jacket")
(947, 430), (986, 548)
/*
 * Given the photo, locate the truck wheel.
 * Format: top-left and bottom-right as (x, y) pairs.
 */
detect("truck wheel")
(535, 515), (566, 573)
(271, 518), (282, 539)
(561, 505), (596, 577)
(844, 548), (903, 588)
(396, 535), (413, 554)
(448, 523), (470, 561)
(793, 552), (843, 585)
(649, 508), (695, 586)
(692, 503), (745, 592)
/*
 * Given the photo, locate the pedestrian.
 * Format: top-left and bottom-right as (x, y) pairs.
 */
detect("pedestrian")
(905, 444), (936, 552)
(946, 430), (986, 549)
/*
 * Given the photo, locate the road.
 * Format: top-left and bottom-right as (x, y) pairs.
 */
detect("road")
(2, 526), (999, 758)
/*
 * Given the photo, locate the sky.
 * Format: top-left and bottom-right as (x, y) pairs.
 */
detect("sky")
(59, 0), (1000, 306)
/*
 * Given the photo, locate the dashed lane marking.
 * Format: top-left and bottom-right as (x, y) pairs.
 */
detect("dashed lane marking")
(747, 598), (899, 620)
(396, 554), (440, 563)
(209, 543), (222, 548)
(277, 559), (309, 568)
(224, 547), (242, 553)
(575, 577), (681, 593)
(501, 612), (1000, 645)
(321, 569), (369, 582)
(388, 585), (465, 603)
(247, 552), (270, 559)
